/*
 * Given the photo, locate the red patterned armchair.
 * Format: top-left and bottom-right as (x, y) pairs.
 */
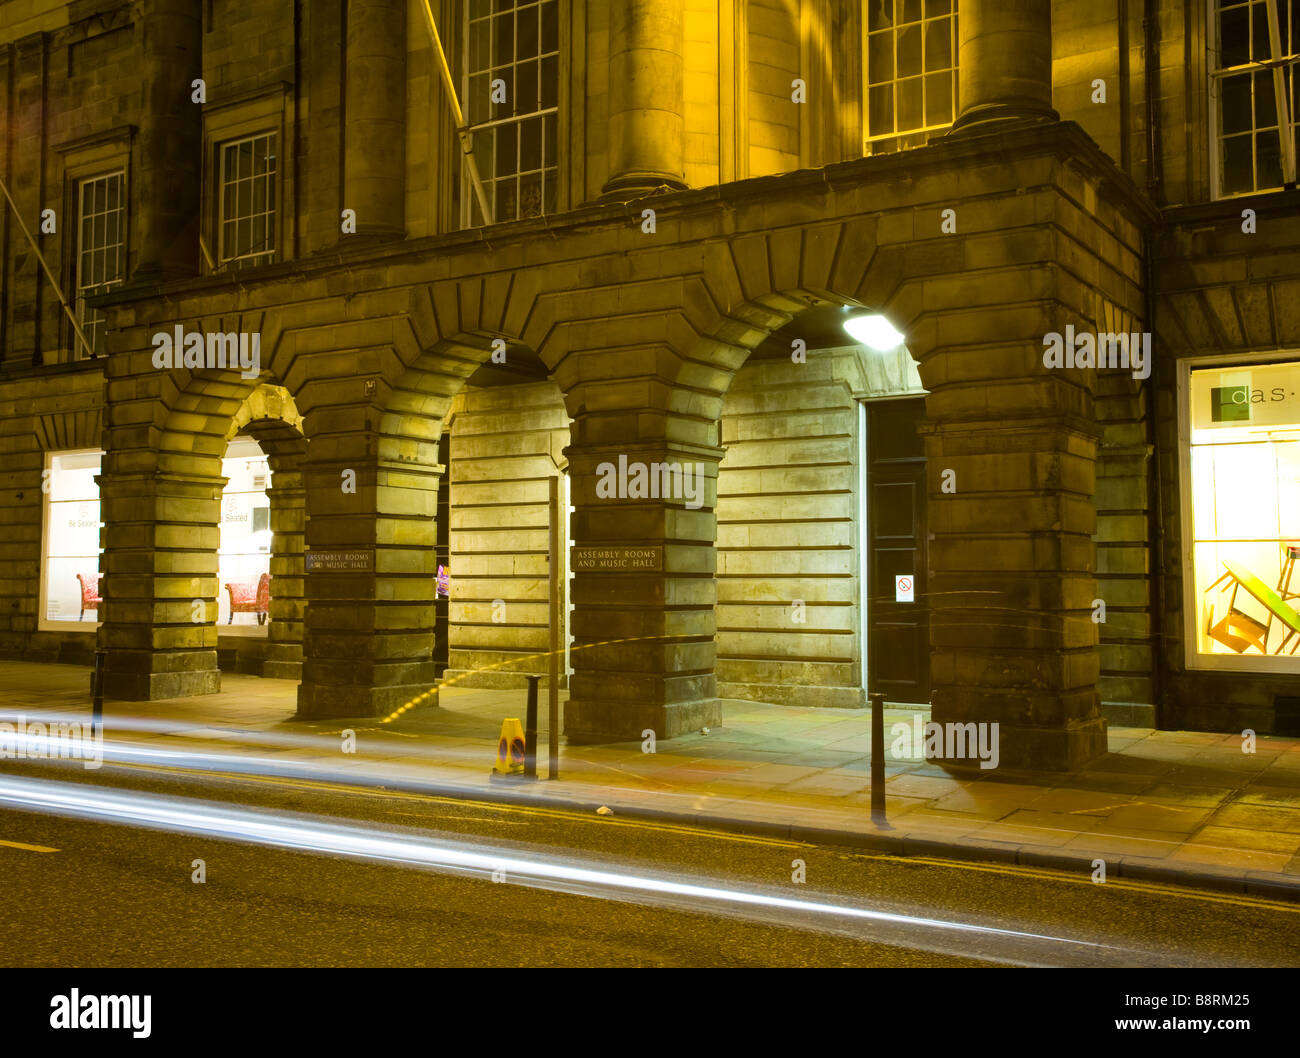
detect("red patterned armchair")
(76, 572), (102, 620)
(225, 572), (270, 625)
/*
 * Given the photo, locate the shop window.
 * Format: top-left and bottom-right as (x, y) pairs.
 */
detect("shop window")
(1210, 0), (1299, 195)
(1187, 360), (1300, 668)
(864, 0), (958, 155)
(41, 450), (104, 625)
(75, 171), (125, 358)
(460, 0), (560, 226)
(218, 132), (278, 269)
(218, 436), (273, 628)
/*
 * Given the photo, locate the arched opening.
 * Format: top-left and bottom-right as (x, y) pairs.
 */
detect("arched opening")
(715, 303), (930, 712)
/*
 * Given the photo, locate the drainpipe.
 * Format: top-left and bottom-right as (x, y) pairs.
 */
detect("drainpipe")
(1144, 234), (1165, 730)
(1143, 0), (1163, 203)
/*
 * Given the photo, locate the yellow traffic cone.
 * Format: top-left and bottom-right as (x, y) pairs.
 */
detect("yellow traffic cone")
(493, 717), (526, 775)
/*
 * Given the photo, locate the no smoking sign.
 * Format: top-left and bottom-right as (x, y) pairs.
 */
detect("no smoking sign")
(895, 575), (914, 603)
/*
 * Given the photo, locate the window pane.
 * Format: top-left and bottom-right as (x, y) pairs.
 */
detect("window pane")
(1252, 1), (1271, 62)
(897, 24), (921, 78)
(925, 70), (952, 125)
(1255, 69), (1279, 128)
(471, 18), (489, 70)
(1223, 132), (1254, 193)
(924, 18), (951, 71)
(898, 77), (922, 131)
(497, 178), (517, 220)
(924, 0), (950, 15)
(518, 4), (538, 59)
(867, 0), (893, 33)
(868, 31), (893, 84)
(493, 11), (513, 67)
(903, 0), (921, 23)
(869, 84), (893, 135)
(541, 0), (558, 53)
(541, 53), (557, 108)
(1222, 73), (1252, 135)
(1221, 5), (1250, 67)
(520, 114), (542, 171)
(1257, 128), (1283, 187)
(495, 122), (517, 178)
(517, 58), (538, 112)
(544, 111), (557, 169)
(520, 172), (541, 218)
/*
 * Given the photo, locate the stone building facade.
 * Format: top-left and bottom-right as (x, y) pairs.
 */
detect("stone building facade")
(1, 0), (1298, 770)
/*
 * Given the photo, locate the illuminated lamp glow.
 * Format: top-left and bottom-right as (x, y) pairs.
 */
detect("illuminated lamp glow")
(843, 313), (904, 351)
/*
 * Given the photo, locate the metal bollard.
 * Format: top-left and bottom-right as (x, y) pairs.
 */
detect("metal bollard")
(92, 650), (106, 738)
(523, 674), (540, 779)
(869, 691), (886, 824)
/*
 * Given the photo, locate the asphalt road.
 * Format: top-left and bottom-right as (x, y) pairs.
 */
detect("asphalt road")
(0, 759), (1297, 968)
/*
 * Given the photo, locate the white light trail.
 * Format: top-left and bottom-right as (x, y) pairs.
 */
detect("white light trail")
(0, 774), (1120, 964)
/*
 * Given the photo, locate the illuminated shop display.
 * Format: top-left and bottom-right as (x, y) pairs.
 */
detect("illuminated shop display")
(1189, 360), (1300, 666)
(218, 436), (272, 628)
(42, 450), (104, 624)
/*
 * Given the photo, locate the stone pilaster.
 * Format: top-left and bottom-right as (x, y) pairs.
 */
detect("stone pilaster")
(601, 0), (687, 196)
(263, 475), (305, 680)
(918, 308), (1107, 771)
(134, 0), (203, 280)
(343, 0), (407, 239)
(296, 449), (441, 717)
(563, 436), (721, 742)
(950, 0), (1058, 133)
(97, 468), (223, 700)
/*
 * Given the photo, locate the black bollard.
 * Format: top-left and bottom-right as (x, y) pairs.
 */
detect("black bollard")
(92, 650), (106, 738)
(524, 674), (540, 778)
(869, 691), (886, 823)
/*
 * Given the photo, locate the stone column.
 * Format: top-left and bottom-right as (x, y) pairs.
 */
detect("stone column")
(564, 436), (722, 742)
(134, 0), (203, 280)
(343, 0), (407, 239)
(950, 0), (1057, 132)
(263, 474), (305, 680)
(601, 0), (687, 196)
(296, 449), (441, 717)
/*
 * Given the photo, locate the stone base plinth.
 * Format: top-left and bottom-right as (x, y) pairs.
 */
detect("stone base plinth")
(564, 697), (723, 743)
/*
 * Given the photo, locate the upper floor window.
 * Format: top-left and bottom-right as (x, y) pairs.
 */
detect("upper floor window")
(460, 0), (560, 226)
(1210, 0), (1299, 195)
(75, 170), (125, 359)
(865, 0), (958, 155)
(218, 132), (278, 268)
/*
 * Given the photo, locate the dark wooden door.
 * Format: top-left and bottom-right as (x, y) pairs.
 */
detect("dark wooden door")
(866, 398), (930, 703)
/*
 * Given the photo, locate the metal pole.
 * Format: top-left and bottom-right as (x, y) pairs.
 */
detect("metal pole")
(418, 0), (495, 225)
(869, 691), (886, 823)
(523, 674), (539, 779)
(92, 649), (106, 737)
(1265, 0), (1297, 185)
(0, 173), (95, 359)
(548, 475), (560, 780)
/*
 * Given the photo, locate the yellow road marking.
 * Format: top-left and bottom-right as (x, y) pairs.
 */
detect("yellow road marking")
(0, 838), (58, 853)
